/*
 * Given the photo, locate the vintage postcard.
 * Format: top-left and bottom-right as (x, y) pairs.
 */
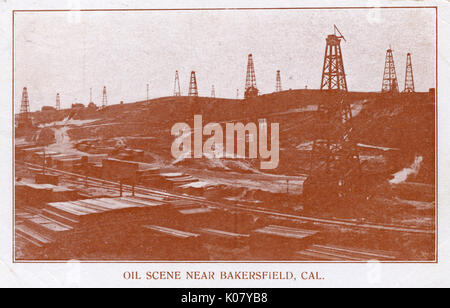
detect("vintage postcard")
(1, 0), (449, 288)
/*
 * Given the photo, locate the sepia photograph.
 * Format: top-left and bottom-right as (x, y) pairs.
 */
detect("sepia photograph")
(13, 6), (436, 263)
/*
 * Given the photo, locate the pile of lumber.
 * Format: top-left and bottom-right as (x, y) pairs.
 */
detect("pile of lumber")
(16, 196), (170, 259)
(250, 225), (319, 259)
(15, 181), (78, 206)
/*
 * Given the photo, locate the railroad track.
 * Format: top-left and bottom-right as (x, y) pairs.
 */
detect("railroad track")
(17, 161), (435, 235)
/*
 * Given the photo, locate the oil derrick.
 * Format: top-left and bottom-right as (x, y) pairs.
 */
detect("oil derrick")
(188, 71), (198, 97)
(18, 87), (32, 128)
(236, 89), (239, 99)
(102, 86), (108, 107)
(174, 70), (181, 96)
(56, 93), (61, 110)
(276, 70), (282, 92)
(89, 88), (94, 105)
(244, 54), (258, 99)
(320, 25), (347, 91)
(381, 48), (399, 93)
(146, 83), (150, 104)
(304, 26), (362, 207)
(306, 95), (362, 204)
(403, 53), (415, 93)
(211, 85), (215, 98)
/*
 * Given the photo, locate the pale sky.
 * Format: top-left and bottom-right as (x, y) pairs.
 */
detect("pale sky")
(14, 8), (436, 112)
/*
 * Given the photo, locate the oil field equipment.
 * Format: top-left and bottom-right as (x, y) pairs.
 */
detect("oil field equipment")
(381, 48), (399, 93)
(188, 71), (199, 97)
(403, 53), (415, 93)
(304, 25), (362, 206)
(244, 54), (258, 99)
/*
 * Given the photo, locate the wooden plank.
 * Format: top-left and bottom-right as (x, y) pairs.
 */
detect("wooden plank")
(304, 247), (364, 261)
(143, 225), (199, 239)
(312, 245), (397, 260)
(295, 249), (344, 261)
(179, 208), (212, 215)
(120, 196), (164, 207)
(15, 224), (52, 246)
(199, 228), (249, 239)
(42, 208), (79, 226)
(74, 199), (120, 212)
(48, 202), (96, 217)
(252, 225), (317, 240)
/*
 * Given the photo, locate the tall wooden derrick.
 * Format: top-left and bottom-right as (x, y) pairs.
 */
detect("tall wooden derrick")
(303, 26), (362, 207)
(173, 70), (181, 96)
(89, 88), (94, 105)
(102, 86), (108, 107)
(244, 54), (258, 99)
(320, 26), (347, 91)
(403, 53), (415, 93)
(188, 71), (198, 97)
(381, 48), (399, 93)
(18, 87), (32, 129)
(276, 70), (282, 92)
(56, 93), (61, 110)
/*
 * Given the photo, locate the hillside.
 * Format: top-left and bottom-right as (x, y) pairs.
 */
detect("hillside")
(15, 89), (436, 231)
(52, 90), (434, 185)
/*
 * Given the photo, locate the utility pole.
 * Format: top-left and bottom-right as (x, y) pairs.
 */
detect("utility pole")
(42, 149), (46, 175)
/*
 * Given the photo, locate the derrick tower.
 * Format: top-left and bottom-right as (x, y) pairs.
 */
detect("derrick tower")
(102, 86), (108, 107)
(211, 85), (215, 98)
(403, 53), (415, 93)
(244, 54), (258, 99)
(276, 70), (282, 92)
(174, 70), (181, 96)
(381, 48), (399, 93)
(188, 71), (198, 97)
(18, 87), (32, 128)
(304, 25), (362, 205)
(320, 25), (347, 91)
(56, 93), (61, 110)
(89, 88), (94, 105)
